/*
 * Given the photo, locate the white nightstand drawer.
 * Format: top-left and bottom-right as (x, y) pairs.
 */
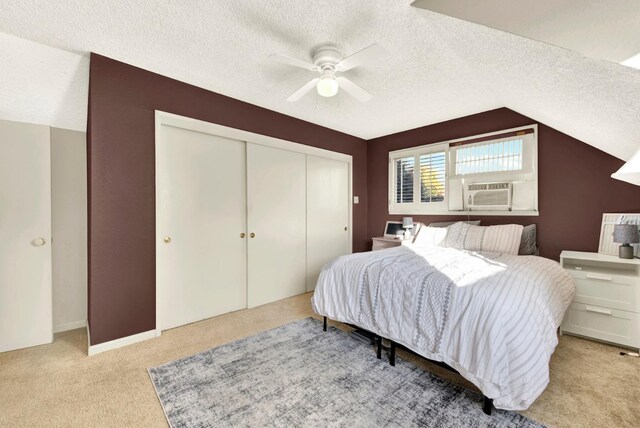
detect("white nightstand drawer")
(561, 303), (640, 349)
(568, 271), (640, 313)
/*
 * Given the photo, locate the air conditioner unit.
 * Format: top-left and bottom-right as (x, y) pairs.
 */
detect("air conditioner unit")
(466, 182), (512, 210)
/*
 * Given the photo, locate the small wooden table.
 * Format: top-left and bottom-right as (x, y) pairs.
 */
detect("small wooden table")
(371, 237), (412, 251)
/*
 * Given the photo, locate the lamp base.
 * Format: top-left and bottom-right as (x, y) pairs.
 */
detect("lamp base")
(403, 229), (412, 240)
(618, 244), (635, 259)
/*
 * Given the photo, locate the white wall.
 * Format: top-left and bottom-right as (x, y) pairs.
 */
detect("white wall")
(51, 127), (87, 333)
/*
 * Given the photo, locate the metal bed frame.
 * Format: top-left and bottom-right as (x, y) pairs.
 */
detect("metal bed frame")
(323, 316), (494, 415)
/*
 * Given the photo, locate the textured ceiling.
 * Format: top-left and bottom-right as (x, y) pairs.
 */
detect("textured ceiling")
(0, 32), (87, 130)
(412, 0), (640, 63)
(0, 1), (639, 160)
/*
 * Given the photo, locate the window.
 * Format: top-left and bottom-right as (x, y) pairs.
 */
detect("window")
(454, 138), (523, 175)
(390, 144), (449, 214)
(389, 125), (538, 216)
(420, 152), (446, 202)
(393, 156), (414, 203)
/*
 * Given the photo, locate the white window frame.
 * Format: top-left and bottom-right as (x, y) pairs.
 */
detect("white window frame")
(388, 124), (538, 216)
(389, 142), (449, 215)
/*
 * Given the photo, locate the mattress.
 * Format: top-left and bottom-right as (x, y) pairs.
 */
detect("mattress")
(311, 245), (575, 410)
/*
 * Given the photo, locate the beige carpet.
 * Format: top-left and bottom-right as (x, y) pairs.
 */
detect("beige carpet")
(0, 292), (637, 427)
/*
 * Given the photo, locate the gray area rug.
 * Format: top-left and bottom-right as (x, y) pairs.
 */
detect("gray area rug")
(148, 318), (544, 427)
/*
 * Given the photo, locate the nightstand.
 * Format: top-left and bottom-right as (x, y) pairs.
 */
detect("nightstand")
(559, 250), (640, 351)
(371, 237), (412, 251)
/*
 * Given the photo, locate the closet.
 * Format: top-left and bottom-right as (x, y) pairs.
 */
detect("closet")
(246, 144), (307, 307)
(156, 126), (248, 331)
(0, 119), (52, 352)
(306, 155), (350, 291)
(156, 113), (351, 331)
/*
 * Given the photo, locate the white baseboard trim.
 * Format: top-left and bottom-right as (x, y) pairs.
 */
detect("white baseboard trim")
(88, 329), (158, 356)
(53, 320), (86, 333)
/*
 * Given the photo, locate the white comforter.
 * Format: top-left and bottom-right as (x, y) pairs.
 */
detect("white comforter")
(312, 245), (575, 410)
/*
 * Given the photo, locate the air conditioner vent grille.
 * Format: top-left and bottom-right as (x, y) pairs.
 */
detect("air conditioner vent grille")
(468, 184), (487, 191)
(488, 182), (509, 190)
(472, 190), (509, 206)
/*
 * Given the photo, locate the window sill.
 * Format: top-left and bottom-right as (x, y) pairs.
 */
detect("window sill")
(388, 209), (539, 217)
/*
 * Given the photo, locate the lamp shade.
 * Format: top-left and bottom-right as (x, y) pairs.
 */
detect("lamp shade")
(402, 217), (414, 229)
(611, 147), (640, 186)
(613, 224), (640, 244)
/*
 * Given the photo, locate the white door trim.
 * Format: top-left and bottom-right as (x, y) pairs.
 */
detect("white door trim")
(155, 111), (352, 162)
(155, 111), (353, 334)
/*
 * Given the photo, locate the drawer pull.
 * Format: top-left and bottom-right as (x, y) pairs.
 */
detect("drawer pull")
(585, 273), (612, 281)
(585, 306), (612, 315)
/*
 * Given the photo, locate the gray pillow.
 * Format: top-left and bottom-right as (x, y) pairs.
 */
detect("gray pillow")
(428, 220), (481, 228)
(518, 224), (538, 256)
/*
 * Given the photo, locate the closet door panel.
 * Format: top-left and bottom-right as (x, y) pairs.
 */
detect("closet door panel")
(306, 156), (350, 291)
(157, 125), (247, 331)
(0, 120), (52, 352)
(247, 143), (306, 308)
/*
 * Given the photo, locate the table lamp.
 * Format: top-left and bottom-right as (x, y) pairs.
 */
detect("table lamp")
(402, 217), (414, 240)
(613, 224), (639, 259)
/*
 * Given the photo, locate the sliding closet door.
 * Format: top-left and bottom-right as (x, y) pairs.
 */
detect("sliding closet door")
(157, 125), (247, 331)
(306, 156), (350, 291)
(0, 120), (52, 352)
(247, 143), (306, 308)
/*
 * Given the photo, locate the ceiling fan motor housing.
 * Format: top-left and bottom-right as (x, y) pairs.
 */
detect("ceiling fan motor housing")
(312, 44), (342, 70)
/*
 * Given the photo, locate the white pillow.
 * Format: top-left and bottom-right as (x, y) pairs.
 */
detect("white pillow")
(444, 222), (524, 255)
(412, 225), (448, 248)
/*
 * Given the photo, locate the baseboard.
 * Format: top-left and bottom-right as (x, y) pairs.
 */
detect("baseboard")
(53, 320), (86, 333)
(88, 329), (158, 356)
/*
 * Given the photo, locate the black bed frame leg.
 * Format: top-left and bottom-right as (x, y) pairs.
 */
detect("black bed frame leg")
(323, 316), (327, 332)
(376, 336), (382, 359)
(389, 340), (396, 366)
(482, 396), (493, 415)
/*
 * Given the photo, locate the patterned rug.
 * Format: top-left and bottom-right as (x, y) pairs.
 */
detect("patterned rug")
(148, 318), (544, 427)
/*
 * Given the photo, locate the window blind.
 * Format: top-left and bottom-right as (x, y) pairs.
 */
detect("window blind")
(455, 138), (523, 175)
(420, 152), (446, 203)
(393, 156), (414, 203)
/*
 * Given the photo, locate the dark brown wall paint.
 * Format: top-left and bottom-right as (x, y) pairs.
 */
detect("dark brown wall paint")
(367, 108), (640, 260)
(87, 54), (368, 345)
(88, 54), (640, 346)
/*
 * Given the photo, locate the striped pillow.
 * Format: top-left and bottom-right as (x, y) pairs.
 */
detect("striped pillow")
(444, 222), (524, 255)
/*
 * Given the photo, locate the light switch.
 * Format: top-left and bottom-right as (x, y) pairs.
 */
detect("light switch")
(353, 196), (359, 204)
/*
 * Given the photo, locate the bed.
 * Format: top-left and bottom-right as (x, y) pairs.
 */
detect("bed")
(312, 222), (576, 412)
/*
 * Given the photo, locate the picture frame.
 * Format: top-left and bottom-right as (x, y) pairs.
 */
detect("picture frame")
(383, 221), (421, 239)
(598, 213), (640, 256)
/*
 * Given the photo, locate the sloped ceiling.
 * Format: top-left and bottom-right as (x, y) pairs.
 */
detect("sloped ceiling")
(0, 32), (87, 130)
(0, 1), (638, 160)
(412, 0), (640, 63)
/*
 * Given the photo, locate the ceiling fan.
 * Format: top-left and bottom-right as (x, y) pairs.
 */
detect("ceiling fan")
(269, 43), (385, 102)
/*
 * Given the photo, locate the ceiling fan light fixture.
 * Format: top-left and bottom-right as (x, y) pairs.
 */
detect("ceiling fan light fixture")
(273, 43), (383, 102)
(316, 76), (339, 97)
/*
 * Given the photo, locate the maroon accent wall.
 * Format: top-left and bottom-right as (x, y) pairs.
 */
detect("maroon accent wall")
(87, 54), (368, 345)
(367, 108), (640, 260)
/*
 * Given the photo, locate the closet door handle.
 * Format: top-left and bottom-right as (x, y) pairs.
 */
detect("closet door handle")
(344, 227), (348, 231)
(240, 233), (246, 238)
(250, 233), (255, 238)
(33, 237), (47, 246)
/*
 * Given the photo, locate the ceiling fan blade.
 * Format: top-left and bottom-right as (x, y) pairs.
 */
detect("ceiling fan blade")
(336, 43), (386, 71)
(286, 78), (320, 102)
(336, 77), (372, 102)
(269, 53), (317, 71)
